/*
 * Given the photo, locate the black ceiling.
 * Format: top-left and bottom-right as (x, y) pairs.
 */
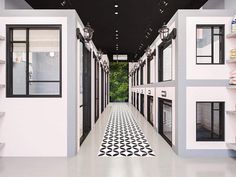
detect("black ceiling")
(25, 0), (207, 61)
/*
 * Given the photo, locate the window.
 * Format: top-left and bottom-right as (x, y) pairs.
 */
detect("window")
(147, 56), (154, 84)
(158, 98), (172, 146)
(158, 40), (172, 82)
(196, 25), (224, 64)
(6, 25), (62, 97)
(196, 102), (225, 141)
(140, 64), (144, 85)
(137, 68), (139, 86)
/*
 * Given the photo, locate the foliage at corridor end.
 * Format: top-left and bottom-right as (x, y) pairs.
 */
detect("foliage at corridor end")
(110, 62), (128, 102)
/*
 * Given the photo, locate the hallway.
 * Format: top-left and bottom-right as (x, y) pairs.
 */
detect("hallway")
(1, 103), (236, 177)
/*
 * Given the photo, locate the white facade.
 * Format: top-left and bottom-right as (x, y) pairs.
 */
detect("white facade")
(129, 10), (236, 157)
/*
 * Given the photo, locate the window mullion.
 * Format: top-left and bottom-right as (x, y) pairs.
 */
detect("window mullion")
(26, 28), (29, 96)
(211, 27), (214, 64)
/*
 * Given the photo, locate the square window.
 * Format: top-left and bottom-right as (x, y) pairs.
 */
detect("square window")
(6, 25), (62, 97)
(196, 102), (225, 141)
(196, 25), (225, 65)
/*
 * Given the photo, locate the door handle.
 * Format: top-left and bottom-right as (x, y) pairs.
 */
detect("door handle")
(80, 105), (84, 108)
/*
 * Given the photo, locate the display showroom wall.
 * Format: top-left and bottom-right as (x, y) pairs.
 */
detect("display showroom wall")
(130, 9), (236, 157)
(0, 9), (104, 157)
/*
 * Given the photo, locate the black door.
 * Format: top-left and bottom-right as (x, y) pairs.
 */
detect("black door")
(147, 95), (154, 126)
(137, 93), (139, 111)
(140, 94), (144, 116)
(101, 67), (104, 113)
(95, 58), (99, 123)
(158, 98), (172, 146)
(134, 92), (136, 108)
(80, 45), (91, 145)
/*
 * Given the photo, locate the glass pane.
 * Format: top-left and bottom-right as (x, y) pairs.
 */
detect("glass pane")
(13, 30), (26, 41)
(197, 57), (212, 64)
(149, 97), (154, 124)
(29, 29), (60, 81)
(196, 103), (212, 140)
(213, 110), (220, 136)
(163, 101), (172, 142)
(29, 82), (60, 95)
(213, 103), (219, 109)
(197, 27), (212, 56)
(213, 27), (220, 34)
(150, 57), (155, 83)
(213, 35), (220, 63)
(13, 43), (26, 94)
(163, 44), (172, 81)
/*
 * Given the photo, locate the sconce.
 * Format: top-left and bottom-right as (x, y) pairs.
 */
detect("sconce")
(83, 23), (94, 42)
(97, 50), (103, 60)
(158, 24), (176, 42)
(145, 46), (152, 58)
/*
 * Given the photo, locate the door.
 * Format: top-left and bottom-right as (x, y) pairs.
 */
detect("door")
(80, 44), (91, 145)
(101, 67), (104, 113)
(158, 98), (172, 146)
(147, 95), (154, 126)
(137, 93), (139, 111)
(94, 59), (99, 123)
(140, 94), (144, 116)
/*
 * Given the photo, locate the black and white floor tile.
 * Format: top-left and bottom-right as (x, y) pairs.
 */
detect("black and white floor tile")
(98, 105), (155, 157)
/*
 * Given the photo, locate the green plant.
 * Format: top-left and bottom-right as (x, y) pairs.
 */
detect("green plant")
(110, 62), (128, 102)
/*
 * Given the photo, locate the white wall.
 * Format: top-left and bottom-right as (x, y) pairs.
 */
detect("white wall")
(202, 0), (225, 9)
(225, 0), (236, 10)
(186, 87), (236, 149)
(186, 17), (232, 80)
(4, 0), (32, 9)
(0, 17), (68, 157)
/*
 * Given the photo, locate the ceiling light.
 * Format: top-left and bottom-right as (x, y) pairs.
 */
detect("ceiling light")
(115, 5), (118, 8)
(115, 12), (118, 15)
(160, 8), (164, 14)
(61, 0), (66, 6)
(116, 34), (119, 37)
(163, 1), (168, 6)
(116, 30), (119, 33)
(116, 37), (119, 40)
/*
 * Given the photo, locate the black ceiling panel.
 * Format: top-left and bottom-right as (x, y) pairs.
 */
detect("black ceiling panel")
(25, 0), (207, 61)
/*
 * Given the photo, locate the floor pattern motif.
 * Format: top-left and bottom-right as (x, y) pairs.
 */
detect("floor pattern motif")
(98, 104), (155, 157)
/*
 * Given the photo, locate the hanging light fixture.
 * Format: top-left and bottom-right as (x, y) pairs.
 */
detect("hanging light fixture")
(97, 50), (103, 60)
(158, 24), (177, 43)
(83, 23), (94, 42)
(158, 25), (169, 42)
(138, 59), (142, 65)
(145, 46), (152, 57)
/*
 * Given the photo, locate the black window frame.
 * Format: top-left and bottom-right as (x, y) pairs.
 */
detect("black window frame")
(6, 24), (62, 98)
(196, 25), (225, 65)
(140, 63), (144, 85)
(136, 68), (139, 86)
(147, 57), (153, 84)
(158, 40), (172, 82)
(196, 101), (225, 141)
(158, 98), (172, 146)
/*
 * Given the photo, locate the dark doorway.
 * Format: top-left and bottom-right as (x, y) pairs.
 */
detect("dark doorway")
(80, 44), (92, 145)
(101, 67), (104, 113)
(158, 98), (172, 146)
(140, 94), (144, 116)
(137, 93), (139, 111)
(147, 95), (154, 126)
(94, 58), (100, 123)
(134, 92), (136, 108)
